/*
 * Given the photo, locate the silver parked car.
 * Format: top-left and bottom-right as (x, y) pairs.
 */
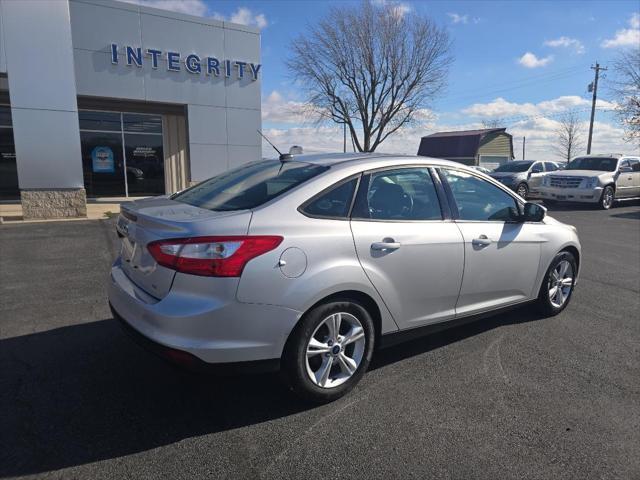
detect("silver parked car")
(109, 153), (581, 402)
(539, 154), (640, 209)
(490, 160), (562, 199)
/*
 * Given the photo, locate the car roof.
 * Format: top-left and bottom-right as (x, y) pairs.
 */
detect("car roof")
(271, 152), (473, 170)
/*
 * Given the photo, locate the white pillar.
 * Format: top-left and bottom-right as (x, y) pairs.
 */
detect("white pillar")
(1, 0), (86, 218)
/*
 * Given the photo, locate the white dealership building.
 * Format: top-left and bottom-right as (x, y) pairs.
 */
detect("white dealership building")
(0, 0), (262, 218)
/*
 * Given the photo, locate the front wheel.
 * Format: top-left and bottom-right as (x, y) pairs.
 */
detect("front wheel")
(535, 251), (577, 316)
(282, 300), (374, 403)
(599, 185), (615, 210)
(516, 182), (529, 199)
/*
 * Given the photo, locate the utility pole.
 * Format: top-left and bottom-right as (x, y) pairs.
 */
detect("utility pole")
(343, 121), (347, 153)
(587, 62), (607, 154)
(522, 136), (526, 159)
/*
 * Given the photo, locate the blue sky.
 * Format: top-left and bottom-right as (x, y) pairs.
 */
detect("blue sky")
(129, 0), (640, 158)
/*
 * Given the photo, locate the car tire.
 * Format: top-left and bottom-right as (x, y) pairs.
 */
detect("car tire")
(516, 182), (529, 199)
(535, 251), (577, 316)
(599, 185), (615, 210)
(282, 299), (375, 403)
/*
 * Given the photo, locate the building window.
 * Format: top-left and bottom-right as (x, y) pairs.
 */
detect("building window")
(0, 105), (19, 200)
(79, 110), (165, 198)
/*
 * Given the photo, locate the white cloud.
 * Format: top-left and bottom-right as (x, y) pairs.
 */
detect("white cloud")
(120, 0), (268, 28)
(544, 36), (585, 54)
(518, 52), (554, 68)
(261, 93), (629, 160)
(448, 13), (469, 24)
(229, 7), (268, 29)
(121, 0), (208, 16)
(262, 91), (314, 124)
(447, 12), (481, 25)
(602, 13), (640, 48)
(462, 96), (615, 119)
(372, 0), (412, 18)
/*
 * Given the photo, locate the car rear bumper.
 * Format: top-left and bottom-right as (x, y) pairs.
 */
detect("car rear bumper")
(537, 186), (602, 203)
(108, 260), (302, 366)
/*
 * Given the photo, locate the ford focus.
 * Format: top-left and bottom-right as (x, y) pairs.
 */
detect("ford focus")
(109, 153), (581, 402)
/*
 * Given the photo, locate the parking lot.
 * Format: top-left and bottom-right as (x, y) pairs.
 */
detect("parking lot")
(1, 202), (639, 479)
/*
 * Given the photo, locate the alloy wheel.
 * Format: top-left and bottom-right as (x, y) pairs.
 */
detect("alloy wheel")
(305, 312), (366, 388)
(602, 187), (614, 209)
(517, 183), (528, 198)
(548, 260), (574, 308)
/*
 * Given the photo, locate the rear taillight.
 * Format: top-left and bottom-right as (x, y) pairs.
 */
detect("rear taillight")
(147, 236), (283, 277)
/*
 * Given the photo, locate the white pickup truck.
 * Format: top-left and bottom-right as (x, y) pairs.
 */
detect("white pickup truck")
(538, 154), (640, 209)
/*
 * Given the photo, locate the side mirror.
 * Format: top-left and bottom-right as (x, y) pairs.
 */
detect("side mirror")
(522, 202), (546, 222)
(619, 166), (632, 173)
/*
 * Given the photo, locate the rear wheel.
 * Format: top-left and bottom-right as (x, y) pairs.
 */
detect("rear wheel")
(516, 182), (529, 199)
(599, 185), (615, 210)
(282, 299), (374, 403)
(535, 251), (577, 316)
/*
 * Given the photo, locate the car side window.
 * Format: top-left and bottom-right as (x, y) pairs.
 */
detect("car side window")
(620, 160), (632, 171)
(302, 177), (358, 219)
(545, 162), (558, 171)
(354, 168), (442, 221)
(531, 162), (544, 173)
(440, 169), (519, 222)
(628, 159), (640, 172)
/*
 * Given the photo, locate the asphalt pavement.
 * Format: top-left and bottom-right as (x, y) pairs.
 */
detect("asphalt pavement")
(1, 202), (638, 479)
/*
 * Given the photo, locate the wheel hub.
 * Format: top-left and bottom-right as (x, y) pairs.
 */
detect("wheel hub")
(304, 312), (366, 389)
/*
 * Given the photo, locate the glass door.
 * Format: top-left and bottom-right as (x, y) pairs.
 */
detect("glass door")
(0, 106), (19, 200)
(123, 113), (164, 197)
(79, 110), (165, 198)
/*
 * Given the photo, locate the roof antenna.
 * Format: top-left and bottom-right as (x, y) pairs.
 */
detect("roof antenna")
(257, 130), (293, 161)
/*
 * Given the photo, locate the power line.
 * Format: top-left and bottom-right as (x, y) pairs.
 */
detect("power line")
(444, 64), (588, 103)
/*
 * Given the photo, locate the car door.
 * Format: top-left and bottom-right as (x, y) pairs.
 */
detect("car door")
(528, 161), (545, 189)
(438, 168), (545, 316)
(628, 159), (640, 197)
(350, 167), (464, 329)
(616, 160), (636, 198)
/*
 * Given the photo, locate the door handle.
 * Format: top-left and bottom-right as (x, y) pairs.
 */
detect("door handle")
(472, 235), (492, 247)
(371, 241), (401, 251)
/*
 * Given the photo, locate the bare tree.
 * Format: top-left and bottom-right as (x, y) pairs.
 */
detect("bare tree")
(481, 118), (505, 129)
(608, 49), (640, 141)
(287, 0), (452, 152)
(551, 112), (585, 161)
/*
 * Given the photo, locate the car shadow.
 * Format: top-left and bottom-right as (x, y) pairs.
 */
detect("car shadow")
(610, 210), (640, 220)
(371, 305), (545, 370)
(1, 307), (545, 477)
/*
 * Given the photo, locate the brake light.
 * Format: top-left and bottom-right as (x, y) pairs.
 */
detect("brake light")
(147, 236), (283, 277)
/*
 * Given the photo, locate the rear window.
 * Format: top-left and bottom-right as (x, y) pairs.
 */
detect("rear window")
(566, 157), (618, 172)
(172, 160), (328, 211)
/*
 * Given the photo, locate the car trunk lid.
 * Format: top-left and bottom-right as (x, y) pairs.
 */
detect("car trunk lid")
(116, 197), (252, 298)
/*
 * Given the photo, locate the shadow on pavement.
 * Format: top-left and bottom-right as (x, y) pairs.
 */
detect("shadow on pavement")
(610, 210), (640, 220)
(0, 306), (545, 477)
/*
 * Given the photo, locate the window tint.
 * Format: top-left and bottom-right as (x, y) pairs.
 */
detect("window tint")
(0, 106), (12, 127)
(79, 111), (121, 131)
(302, 178), (358, 218)
(566, 157), (618, 171)
(355, 168), (442, 220)
(441, 169), (519, 222)
(628, 159), (640, 172)
(545, 162), (558, 171)
(173, 160), (328, 211)
(531, 162), (544, 173)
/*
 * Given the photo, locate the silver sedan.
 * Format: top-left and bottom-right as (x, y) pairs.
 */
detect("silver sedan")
(109, 153), (581, 403)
